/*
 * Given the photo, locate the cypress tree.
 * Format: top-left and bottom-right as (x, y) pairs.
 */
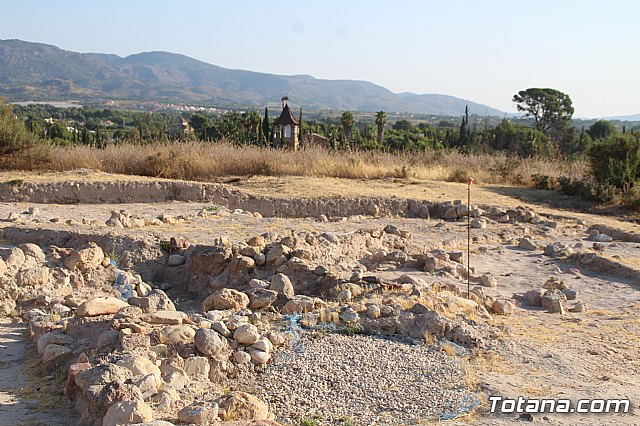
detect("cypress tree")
(298, 107), (304, 147)
(262, 107), (270, 145)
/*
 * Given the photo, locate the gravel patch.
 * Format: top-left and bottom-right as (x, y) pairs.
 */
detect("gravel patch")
(260, 332), (477, 425)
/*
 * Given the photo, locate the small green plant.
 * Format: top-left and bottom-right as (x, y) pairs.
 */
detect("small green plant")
(343, 323), (365, 336)
(531, 173), (556, 190)
(448, 167), (467, 183)
(300, 419), (320, 426)
(5, 179), (24, 187)
(204, 204), (221, 212)
(312, 329), (327, 340)
(340, 416), (356, 426)
(105, 247), (121, 265)
(159, 240), (177, 254)
(257, 162), (272, 176)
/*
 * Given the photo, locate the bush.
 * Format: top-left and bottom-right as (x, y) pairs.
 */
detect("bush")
(588, 135), (640, 190)
(0, 98), (37, 159)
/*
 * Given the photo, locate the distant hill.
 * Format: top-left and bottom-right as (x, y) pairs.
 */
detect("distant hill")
(0, 39), (504, 116)
(601, 114), (640, 122)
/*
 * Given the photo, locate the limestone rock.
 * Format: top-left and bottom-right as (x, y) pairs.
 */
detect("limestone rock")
(183, 356), (211, 379)
(218, 391), (272, 421)
(116, 355), (161, 377)
(280, 295), (317, 314)
(102, 399), (153, 426)
(542, 290), (567, 314)
(42, 344), (71, 363)
(178, 401), (219, 425)
(248, 349), (271, 365)
(202, 288), (250, 311)
(340, 307), (360, 323)
(194, 328), (228, 356)
(233, 351), (251, 364)
(518, 237), (538, 251)
(491, 300), (515, 315)
(75, 364), (133, 391)
(269, 273), (295, 300)
(246, 288), (278, 309)
(143, 311), (184, 325)
(76, 297), (129, 317)
(159, 325), (196, 345)
(129, 289), (176, 313)
(64, 242), (104, 272)
(233, 324), (260, 345)
(19, 243), (46, 263)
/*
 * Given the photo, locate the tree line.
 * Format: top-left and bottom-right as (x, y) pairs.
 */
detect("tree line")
(1, 89), (639, 205)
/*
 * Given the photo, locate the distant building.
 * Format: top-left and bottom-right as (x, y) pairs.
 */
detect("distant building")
(168, 117), (193, 137)
(273, 100), (299, 150)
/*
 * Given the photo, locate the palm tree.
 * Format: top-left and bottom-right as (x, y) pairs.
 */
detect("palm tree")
(340, 111), (354, 149)
(242, 110), (261, 144)
(375, 111), (387, 145)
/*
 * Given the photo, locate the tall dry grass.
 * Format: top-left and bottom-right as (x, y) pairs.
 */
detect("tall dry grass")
(12, 141), (588, 185)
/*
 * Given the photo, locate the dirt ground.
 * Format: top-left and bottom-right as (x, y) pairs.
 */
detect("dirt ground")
(0, 170), (639, 425)
(0, 319), (78, 426)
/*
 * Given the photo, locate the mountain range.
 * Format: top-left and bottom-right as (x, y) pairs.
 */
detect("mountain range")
(0, 39), (505, 116)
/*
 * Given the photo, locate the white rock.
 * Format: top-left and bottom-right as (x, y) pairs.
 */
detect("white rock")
(233, 324), (260, 345)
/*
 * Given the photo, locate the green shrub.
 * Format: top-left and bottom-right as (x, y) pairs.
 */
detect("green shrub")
(588, 135), (640, 190)
(0, 98), (38, 160)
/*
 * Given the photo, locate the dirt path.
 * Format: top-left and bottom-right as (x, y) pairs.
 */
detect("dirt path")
(0, 319), (78, 426)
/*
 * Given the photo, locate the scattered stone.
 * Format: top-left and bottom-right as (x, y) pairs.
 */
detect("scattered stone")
(542, 290), (567, 314)
(233, 350), (252, 364)
(479, 274), (497, 288)
(143, 311), (184, 325)
(117, 355), (161, 377)
(491, 300), (516, 315)
(562, 288), (578, 301)
(340, 307), (360, 323)
(178, 401), (219, 425)
(249, 349), (271, 365)
(76, 297), (128, 317)
(64, 242), (104, 271)
(233, 324), (260, 345)
(159, 325), (196, 345)
(246, 288), (278, 309)
(194, 328), (228, 356)
(167, 254), (186, 266)
(269, 273), (295, 300)
(103, 399), (153, 426)
(218, 391), (272, 421)
(203, 288), (250, 311)
(569, 301), (590, 313)
(280, 295), (317, 314)
(183, 356), (211, 379)
(518, 237), (538, 251)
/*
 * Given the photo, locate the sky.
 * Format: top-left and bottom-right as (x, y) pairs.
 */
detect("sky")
(0, 0), (638, 118)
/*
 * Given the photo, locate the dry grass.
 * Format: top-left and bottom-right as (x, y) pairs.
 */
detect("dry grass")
(9, 141), (588, 185)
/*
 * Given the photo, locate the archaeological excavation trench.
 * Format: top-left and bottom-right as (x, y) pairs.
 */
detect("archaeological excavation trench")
(1, 177), (639, 426)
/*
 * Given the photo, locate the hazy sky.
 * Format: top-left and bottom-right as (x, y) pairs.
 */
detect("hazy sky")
(1, 0), (638, 117)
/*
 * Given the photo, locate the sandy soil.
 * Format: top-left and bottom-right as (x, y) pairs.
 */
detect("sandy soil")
(0, 319), (78, 426)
